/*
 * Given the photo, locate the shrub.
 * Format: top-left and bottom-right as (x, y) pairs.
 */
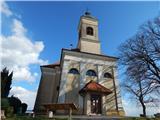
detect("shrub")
(21, 103), (28, 114)
(8, 96), (22, 114)
(1, 98), (14, 117)
(1, 98), (10, 109)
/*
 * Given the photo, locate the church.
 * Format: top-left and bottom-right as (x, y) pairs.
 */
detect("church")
(34, 12), (125, 116)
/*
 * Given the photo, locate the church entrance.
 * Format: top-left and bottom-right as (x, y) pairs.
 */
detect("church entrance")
(90, 94), (102, 114)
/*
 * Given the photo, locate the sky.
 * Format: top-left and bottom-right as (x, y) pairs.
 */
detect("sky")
(1, 0), (160, 116)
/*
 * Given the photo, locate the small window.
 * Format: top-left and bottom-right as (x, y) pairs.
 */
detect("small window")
(86, 70), (97, 76)
(86, 27), (93, 36)
(68, 68), (79, 74)
(56, 86), (60, 91)
(104, 72), (112, 78)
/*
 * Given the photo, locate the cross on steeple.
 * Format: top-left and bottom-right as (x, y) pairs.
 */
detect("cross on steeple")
(85, 8), (91, 16)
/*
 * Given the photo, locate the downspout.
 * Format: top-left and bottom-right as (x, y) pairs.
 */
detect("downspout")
(112, 67), (119, 114)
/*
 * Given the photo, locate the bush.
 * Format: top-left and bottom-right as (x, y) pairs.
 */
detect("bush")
(8, 96), (22, 114)
(1, 98), (10, 109)
(21, 103), (28, 114)
(1, 98), (14, 117)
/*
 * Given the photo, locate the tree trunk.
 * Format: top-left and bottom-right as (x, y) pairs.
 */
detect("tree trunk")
(140, 99), (146, 117)
(139, 80), (146, 117)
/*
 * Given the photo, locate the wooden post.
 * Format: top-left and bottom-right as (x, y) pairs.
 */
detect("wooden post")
(69, 107), (72, 120)
(49, 111), (53, 118)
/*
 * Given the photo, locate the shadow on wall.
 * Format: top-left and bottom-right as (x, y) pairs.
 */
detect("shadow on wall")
(104, 88), (121, 108)
(65, 74), (80, 114)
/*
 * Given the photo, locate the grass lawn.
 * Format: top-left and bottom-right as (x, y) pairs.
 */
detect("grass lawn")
(5, 116), (160, 120)
(6, 116), (68, 120)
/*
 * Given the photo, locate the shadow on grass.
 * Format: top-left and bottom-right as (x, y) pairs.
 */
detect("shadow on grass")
(6, 116), (68, 120)
(5, 116), (159, 120)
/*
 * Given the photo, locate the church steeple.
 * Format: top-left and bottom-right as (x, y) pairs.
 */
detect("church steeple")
(77, 12), (101, 54)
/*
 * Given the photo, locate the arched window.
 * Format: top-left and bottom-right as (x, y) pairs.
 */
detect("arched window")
(104, 72), (112, 78)
(86, 70), (97, 77)
(86, 27), (93, 36)
(68, 68), (79, 74)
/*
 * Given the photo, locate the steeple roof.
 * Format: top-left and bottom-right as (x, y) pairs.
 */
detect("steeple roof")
(81, 11), (97, 21)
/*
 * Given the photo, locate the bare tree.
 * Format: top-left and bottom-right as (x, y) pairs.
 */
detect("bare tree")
(140, 16), (160, 85)
(119, 16), (160, 116)
(121, 64), (155, 117)
(119, 15), (160, 87)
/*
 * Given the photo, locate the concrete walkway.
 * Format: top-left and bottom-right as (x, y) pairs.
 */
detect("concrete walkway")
(74, 115), (123, 119)
(52, 115), (124, 120)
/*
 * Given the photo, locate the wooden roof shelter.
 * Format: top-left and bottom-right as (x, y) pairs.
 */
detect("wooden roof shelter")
(43, 103), (78, 111)
(43, 103), (77, 120)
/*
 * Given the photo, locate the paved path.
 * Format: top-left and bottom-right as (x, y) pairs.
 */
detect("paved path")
(53, 115), (124, 120)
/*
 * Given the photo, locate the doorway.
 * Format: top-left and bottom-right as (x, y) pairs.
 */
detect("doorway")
(90, 94), (102, 114)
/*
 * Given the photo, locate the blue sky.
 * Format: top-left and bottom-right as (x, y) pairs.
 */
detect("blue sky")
(1, 1), (160, 116)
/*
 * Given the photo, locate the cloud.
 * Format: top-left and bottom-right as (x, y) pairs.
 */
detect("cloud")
(122, 99), (141, 116)
(9, 86), (37, 110)
(0, 0), (13, 16)
(122, 98), (160, 117)
(1, 18), (47, 83)
(0, 1), (48, 110)
(1, 0), (48, 83)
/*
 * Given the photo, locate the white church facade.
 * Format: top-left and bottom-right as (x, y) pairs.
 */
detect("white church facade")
(34, 12), (125, 116)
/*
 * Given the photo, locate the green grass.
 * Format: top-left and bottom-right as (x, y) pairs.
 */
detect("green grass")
(120, 117), (159, 120)
(6, 116), (68, 120)
(5, 116), (159, 120)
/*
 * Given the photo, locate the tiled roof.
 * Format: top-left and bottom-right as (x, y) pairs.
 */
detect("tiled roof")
(71, 48), (80, 52)
(41, 61), (60, 68)
(62, 48), (119, 60)
(79, 80), (112, 95)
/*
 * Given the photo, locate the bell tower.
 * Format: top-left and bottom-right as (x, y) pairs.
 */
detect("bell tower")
(77, 12), (101, 54)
